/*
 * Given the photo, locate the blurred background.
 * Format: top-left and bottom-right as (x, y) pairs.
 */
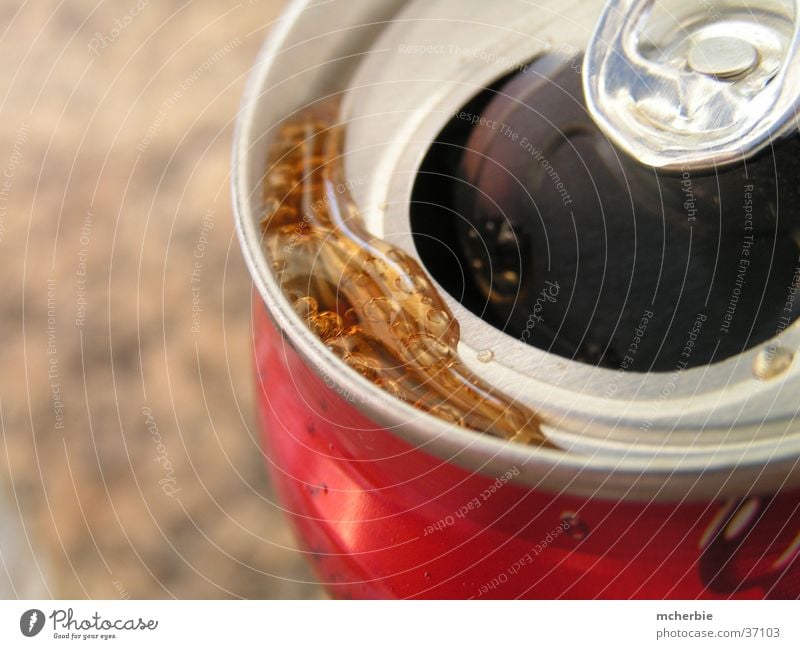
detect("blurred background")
(0, 0), (325, 598)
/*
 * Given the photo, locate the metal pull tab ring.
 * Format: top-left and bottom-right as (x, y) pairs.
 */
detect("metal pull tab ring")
(583, 0), (800, 171)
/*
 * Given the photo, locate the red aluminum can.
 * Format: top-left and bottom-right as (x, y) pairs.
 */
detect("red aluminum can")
(234, 0), (800, 599)
(253, 304), (800, 599)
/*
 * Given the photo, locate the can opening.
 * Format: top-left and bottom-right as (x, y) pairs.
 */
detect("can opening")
(410, 55), (800, 372)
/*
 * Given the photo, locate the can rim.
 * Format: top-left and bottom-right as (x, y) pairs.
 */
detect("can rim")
(232, 0), (800, 503)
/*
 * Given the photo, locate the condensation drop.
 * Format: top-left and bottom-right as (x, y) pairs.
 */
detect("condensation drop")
(561, 511), (589, 541)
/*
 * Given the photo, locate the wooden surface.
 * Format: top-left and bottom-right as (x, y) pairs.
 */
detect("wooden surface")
(0, 0), (324, 598)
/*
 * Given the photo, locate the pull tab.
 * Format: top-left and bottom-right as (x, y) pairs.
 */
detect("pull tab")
(583, 0), (800, 171)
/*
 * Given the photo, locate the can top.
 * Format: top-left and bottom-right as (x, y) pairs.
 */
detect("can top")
(583, 0), (800, 171)
(233, 0), (800, 502)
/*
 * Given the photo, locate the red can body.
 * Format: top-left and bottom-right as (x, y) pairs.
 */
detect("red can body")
(254, 300), (800, 599)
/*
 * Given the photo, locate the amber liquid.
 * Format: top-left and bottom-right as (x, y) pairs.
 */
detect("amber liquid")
(260, 102), (548, 446)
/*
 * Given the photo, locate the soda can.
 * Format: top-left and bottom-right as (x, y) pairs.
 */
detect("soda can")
(233, 0), (800, 598)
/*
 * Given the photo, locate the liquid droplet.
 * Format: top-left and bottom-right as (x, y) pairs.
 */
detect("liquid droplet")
(477, 349), (494, 363)
(426, 309), (450, 329)
(293, 296), (318, 319)
(392, 319), (417, 341)
(343, 352), (381, 378)
(363, 297), (401, 324)
(406, 333), (453, 368)
(431, 403), (462, 423)
(394, 274), (427, 295)
(362, 256), (387, 276)
(753, 346), (793, 381)
(309, 311), (343, 341)
(342, 308), (360, 329)
(375, 378), (404, 399)
(352, 271), (371, 287)
(561, 511), (589, 541)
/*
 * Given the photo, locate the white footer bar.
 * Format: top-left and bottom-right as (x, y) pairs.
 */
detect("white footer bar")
(0, 600), (795, 647)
